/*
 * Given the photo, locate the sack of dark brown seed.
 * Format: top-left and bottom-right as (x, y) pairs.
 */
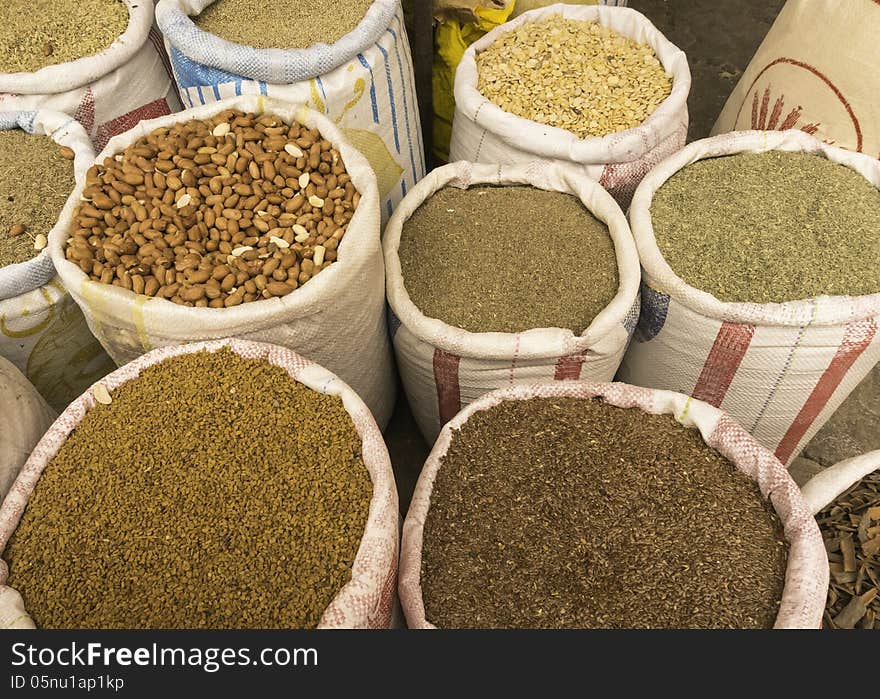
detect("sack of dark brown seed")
(49, 95), (396, 427)
(400, 381), (829, 629)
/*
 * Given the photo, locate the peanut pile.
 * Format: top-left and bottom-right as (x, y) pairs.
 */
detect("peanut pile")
(66, 110), (360, 307)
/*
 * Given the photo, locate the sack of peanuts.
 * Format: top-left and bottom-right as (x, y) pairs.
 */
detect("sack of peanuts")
(712, 0), (880, 160)
(49, 95), (396, 426)
(384, 160), (641, 442)
(0, 110), (115, 412)
(0, 338), (399, 629)
(619, 129), (880, 466)
(155, 0), (424, 222)
(449, 4), (690, 209)
(0, 1), (181, 153)
(399, 381), (828, 629)
(0, 356), (54, 504)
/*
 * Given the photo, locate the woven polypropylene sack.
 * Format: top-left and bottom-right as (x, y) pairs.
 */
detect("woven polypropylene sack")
(618, 129), (880, 466)
(156, 0), (424, 223)
(0, 338), (399, 629)
(384, 160), (641, 442)
(49, 95), (395, 426)
(449, 4), (690, 210)
(0, 1), (182, 152)
(0, 111), (115, 412)
(399, 380), (829, 629)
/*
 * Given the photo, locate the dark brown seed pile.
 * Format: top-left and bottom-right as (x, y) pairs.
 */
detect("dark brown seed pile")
(5, 348), (372, 629)
(817, 471), (880, 630)
(398, 186), (619, 334)
(421, 397), (788, 629)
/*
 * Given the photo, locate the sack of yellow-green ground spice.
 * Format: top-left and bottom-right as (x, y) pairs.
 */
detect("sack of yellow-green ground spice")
(0, 111), (114, 412)
(0, 1), (181, 153)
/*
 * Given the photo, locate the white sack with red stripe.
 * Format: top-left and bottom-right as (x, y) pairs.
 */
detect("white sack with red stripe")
(384, 160), (642, 443)
(449, 4), (691, 210)
(399, 380), (829, 629)
(618, 130), (880, 466)
(0, 1), (182, 152)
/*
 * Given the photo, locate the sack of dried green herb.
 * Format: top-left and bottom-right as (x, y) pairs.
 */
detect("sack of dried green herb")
(155, 0), (423, 223)
(383, 160), (641, 442)
(619, 129), (880, 467)
(399, 380), (829, 629)
(0, 1), (181, 153)
(0, 110), (114, 412)
(449, 4), (690, 209)
(0, 338), (399, 629)
(49, 95), (395, 427)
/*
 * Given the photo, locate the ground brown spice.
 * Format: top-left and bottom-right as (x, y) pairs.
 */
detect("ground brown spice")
(5, 348), (372, 629)
(398, 185), (619, 334)
(421, 397), (788, 629)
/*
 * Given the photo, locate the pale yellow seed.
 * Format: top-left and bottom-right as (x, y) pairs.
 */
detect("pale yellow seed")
(299, 173), (310, 189)
(269, 236), (290, 249)
(176, 193), (192, 208)
(285, 143), (304, 158)
(212, 122), (231, 137)
(33, 234), (47, 251)
(292, 224), (308, 237)
(231, 245), (252, 257)
(313, 245), (326, 266)
(308, 195), (324, 208)
(92, 383), (112, 405)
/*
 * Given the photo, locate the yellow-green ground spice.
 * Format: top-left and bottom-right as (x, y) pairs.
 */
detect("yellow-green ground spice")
(652, 151), (880, 303)
(194, 0), (375, 49)
(0, 0), (129, 73)
(5, 348), (373, 629)
(0, 130), (76, 268)
(398, 186), (619, 334)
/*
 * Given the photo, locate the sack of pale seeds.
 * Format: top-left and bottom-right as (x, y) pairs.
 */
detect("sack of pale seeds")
(384, 160), (641, 442)
(450, 4), (690, 209)
(155, 0), (424, 223)
(399, 380), (829, 629)
(0, 1), (181, 152)
(618, 129), (880, 466)
(49, 95), (395, 427)
(0, 338), (399, 629)
(0, 110), (114, 412)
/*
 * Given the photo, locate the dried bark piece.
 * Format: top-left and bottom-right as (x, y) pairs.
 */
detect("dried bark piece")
(841, 535), (858, 573)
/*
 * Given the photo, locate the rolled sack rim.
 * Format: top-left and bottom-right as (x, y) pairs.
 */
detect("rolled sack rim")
(0, 0), (154, 95)
(453, 4), (692, 166)
(629, 128), (880, 327)
(800, 449), (880, 517)
(48, 94), (381, 338)
(382, 160), (642, 360)
(156, 0), (399, 85)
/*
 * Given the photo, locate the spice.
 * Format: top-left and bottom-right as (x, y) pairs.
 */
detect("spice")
(0, 0), (128, 73)
(398, 186), (619, 334)
(651, 151), (880, 303)
(816, 471), (880, 630)
(421, 397), (788, 629)
(193, 0), (375, 50)
(5, 347), (372, 629)
(0, 130), (76, 268)
(477, 16), (673, 139)
(66, 110), (359, 307)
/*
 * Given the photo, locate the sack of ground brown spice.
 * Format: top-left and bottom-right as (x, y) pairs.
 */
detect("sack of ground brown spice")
(618, 129), (880, 466)
(383, 160), (641, 442)
(155, 0), (423, 223)
(0, 338), (399, 629)
(399, 380), (829, 629)
(48, 95), (395, 427)
(449, 5), (691, 209)
(0, 111), (115, 412)
(0, 1), (182, 153)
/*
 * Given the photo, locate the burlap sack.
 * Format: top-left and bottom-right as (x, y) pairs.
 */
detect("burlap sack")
(0, 338), (399, 629)
(48, 95), (395, 427)
(0, 110), (114, 412)
(618, 129), (880, 465)
(384, 160), (641, 442)
(156, 0), (424, 222)
(449, 4), (690, 209)
(0, 1), (181, 152)
(399, 380), (829, 629)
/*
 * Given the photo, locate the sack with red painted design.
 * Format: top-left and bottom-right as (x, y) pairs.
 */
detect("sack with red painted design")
(0, 1), (182, 152)
(449, 4), (691, 209)
(383, 160), (641, 442)
(618, 129), (880, 466)
(712, 0), (880, 160)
